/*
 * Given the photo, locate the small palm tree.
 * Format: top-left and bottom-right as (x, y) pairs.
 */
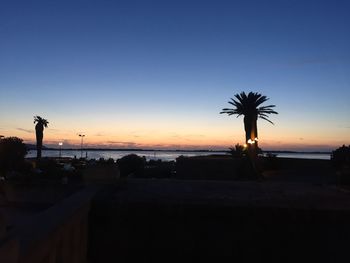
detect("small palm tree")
(220, 92), (277, 151)
(34, 116), (49, 159)
(228, 143), (247, 157)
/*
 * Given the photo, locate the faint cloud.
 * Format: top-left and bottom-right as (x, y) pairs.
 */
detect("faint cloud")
(152, 144), (166, 147)
(337, 125), (350, 129)
(171, 133), (206, 140)
(16, 128), (33, 134)
(187, 134), (205, 138)
(48, 128), (61, 132)
(107, 141), (139, 147)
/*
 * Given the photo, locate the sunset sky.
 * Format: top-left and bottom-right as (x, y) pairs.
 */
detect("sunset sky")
(0, 0), (349, 151)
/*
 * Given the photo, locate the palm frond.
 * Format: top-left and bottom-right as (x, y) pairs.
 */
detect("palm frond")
(259, 116), (275, 124)
(221, 91), (278, 124)
(33, 116), (49, 127)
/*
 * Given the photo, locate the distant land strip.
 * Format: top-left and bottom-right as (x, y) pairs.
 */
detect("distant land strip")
(25, 144), (331, 154)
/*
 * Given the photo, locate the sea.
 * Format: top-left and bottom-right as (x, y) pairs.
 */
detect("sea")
(26, 150), (331, 161)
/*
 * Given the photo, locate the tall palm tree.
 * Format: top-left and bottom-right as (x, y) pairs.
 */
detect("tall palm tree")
(34, 116), (49, 159)
(220, 92), (277, 150)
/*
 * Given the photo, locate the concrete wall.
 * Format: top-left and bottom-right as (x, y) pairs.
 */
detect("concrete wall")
(175, 155), (248, 180)
(1, 183), (82, 204)
(0, 187), (97, 263)
(89, 180), (350, 263)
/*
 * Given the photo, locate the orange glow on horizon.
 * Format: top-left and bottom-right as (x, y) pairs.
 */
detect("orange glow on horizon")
(1, 115), (348, 151)
(10, 131), (346, 151)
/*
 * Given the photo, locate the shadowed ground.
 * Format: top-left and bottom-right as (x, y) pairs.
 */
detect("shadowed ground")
(263, 158), (335, 184)
(89, 179), (350, 263)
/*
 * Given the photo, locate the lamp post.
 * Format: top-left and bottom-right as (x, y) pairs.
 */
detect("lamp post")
(78, 134), (85, 158)
(58, 142), (63, 159)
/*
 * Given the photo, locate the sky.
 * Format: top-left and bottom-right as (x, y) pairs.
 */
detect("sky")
(0, 0), (349, 151)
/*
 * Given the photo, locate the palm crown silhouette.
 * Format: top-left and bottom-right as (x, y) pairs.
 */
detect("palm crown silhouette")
(220, 92), (278, 147)
(34, 115), (49, 159)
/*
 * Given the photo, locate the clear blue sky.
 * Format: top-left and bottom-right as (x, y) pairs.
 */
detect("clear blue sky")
(0, 0), (349, 150)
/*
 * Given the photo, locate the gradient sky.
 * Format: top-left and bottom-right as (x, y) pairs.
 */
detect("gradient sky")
(0, 0), (349, 151)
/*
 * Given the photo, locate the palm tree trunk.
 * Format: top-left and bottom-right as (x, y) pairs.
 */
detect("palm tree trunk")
(244, 115), (258, 150)
(252, 116), (258, 149)
(35, 125), (43, 160)
(36, 133), (42, 159)
(244, 116), (251, 144)
(244, 116), (260, 179)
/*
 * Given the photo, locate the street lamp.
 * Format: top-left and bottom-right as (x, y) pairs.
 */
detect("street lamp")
(58, 142), (63, 159)
(78, 134), (85, 158)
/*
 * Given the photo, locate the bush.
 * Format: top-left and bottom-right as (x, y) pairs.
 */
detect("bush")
(228, 143), (263, 158)
(228, 144), (247, 157)
(331, 145), (350, 169)
(106, 158), (115, 165)
(95, 157), (115, 165)
(331, 145), (350, 184)
(0, 136), (27, 176)
(117, 154), (145, 178)
(34, 158), (83, 183)
(143, 160), (175, 179)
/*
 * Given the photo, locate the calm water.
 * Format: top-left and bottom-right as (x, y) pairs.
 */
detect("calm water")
(26, 150), (331, 161)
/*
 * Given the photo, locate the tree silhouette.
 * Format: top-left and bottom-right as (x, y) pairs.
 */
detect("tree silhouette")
(0, 137), (27, 176)
(220, 92), (277, 152)
(34, 116), (49, 160)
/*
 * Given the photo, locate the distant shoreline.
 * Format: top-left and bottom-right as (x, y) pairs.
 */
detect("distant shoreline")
(26, 146), (331, 155)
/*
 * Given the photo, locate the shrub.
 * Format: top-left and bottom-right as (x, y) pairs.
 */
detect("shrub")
(143, 160), (175, 179)
(117, 154), (145, 178)
(228, 144), (247, 157)
(95, 157), (115, 165)
(331, 145), (350, 169)
(0, 136), (27, 176)
(228, 143), (263, 158)
(106, 158), (115, 165)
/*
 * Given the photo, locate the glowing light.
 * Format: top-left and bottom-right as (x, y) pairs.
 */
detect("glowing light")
(58, 142), (63, 158)
(243, 144), (247, 148)
(247, 139), (255, 144)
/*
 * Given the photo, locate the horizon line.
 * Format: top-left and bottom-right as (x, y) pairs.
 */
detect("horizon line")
(28, 146), (332, 154)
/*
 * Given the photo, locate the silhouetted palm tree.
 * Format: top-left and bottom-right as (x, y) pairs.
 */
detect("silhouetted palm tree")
(34, 116), (49, 159)
(220, 92), (277, 150)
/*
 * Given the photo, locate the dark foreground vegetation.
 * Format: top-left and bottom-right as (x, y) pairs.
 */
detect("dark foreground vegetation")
(0, 137), (349, 185)
(1, 137), (350, 262)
